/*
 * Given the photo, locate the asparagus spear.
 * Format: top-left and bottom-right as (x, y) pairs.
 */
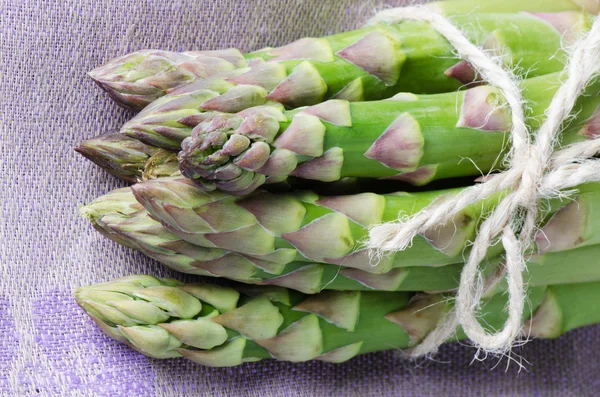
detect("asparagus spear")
(75, 275), (600, 365)
(83, 177), (600, 277)
(78, 74), (600, 193)
(82, 182), (600, 292)
(93, 7), (592, 111)
(117, 11), (589, 150)
(82, 193), (467, 292)
(176, 73), (600, 194)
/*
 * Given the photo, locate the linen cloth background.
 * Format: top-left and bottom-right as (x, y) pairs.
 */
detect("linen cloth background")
(1, 0), (599, 395)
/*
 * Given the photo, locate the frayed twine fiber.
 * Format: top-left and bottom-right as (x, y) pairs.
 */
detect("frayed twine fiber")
(366, 6), (600, 357)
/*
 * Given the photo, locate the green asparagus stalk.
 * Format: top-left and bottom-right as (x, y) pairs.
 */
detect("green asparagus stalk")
(177, 73), (600, 194)
(75, 275), (600, 365)
(117, 11), (589, 150)
(83, 176), (600, 280)
(82, 192), (467, 292)
(93, 7), (592, 112)
(83, 182), (600, 293)
(79, 73), (600, 193)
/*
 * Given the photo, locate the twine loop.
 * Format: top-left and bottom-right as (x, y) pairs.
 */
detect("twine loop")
(367, 6), (600, 356)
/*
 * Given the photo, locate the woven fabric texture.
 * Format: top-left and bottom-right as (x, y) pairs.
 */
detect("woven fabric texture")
(1, 0), (599, 395)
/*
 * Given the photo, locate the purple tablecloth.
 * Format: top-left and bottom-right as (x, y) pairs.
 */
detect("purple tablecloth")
(2, 0), (599, 395)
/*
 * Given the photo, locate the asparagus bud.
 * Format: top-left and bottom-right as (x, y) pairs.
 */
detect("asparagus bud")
(75, 133), (180, 183)
(89, 49), (246, 110)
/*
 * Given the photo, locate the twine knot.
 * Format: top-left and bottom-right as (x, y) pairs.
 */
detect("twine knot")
(367, 6), (600, 357)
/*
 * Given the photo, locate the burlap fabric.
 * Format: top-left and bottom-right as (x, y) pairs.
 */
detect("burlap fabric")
(1, 0), (599, 395)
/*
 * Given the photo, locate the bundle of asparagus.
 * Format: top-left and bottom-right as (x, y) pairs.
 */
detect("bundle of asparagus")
(77, 0), (600, 367)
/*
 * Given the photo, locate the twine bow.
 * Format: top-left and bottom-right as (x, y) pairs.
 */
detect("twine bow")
(366, 6), (600, 356)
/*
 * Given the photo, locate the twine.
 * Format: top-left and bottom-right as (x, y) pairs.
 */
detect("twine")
(366, 6), (600, 356)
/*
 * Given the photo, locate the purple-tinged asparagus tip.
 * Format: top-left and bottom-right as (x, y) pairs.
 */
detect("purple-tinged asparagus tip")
(178, 107), (286, 196)
(89, 49), (247, 110)
(75, 133), (161, 183)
